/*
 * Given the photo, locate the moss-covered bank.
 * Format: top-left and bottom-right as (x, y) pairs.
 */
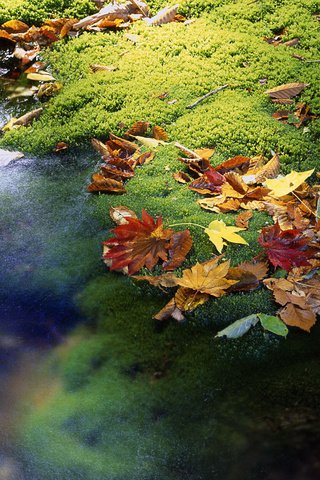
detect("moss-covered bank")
(1, 0), (320, 478)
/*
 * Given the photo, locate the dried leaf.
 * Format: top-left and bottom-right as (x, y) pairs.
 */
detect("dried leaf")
(153, 298), (185, 321)
(90, 63), (118, 72)
(189, 166), (225, 195)
(109, 132), (139, 153)
(87, 175), (126, 193)
(215, 155), (251, 174)
(133, 272), (178, 288)
(265, 82), (308, 99)
(280, 303), (316, 332)
(101, 158), (135, 178)
(163, 230), (193, 270)
(258, 222), (318, 271)
(176, 257), (236, 297)
(125, 121), (150, 137)
(12, 108), (43, 127)
(130, 0), (150, 17)
(27, 71), (55, 82)
(133, 135), (167, 149)
(152, 125), (168, 141)
(265, 169), (314, 197)
(226, 267), (259, 292)
(193, 148), (215, 160)
(109, 205), (137, 225)
(37, 82), (62, 98)
(73, 2), (133, 29)
(145, 4), (179, 26)
(175, 287), (209, 311)
(0, 149), (24, 167)
(104, 209), (189, 274)
(1, 20), (29, 33)
(60, 19), (78, 38)
(173, 171), (192, 183)
(254, 153), (280, 182)
(235, 210), (253, 229)
(54, 141), (68, 153)
(238, 259), (269, 280)
(91, 138), (110, 157)
(124, 33), (141, 43)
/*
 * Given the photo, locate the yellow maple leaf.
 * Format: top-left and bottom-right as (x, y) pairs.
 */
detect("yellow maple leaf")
(176, 257), (236, 297)
(204, 219), (248, 253)
(265, 169), (314, 198)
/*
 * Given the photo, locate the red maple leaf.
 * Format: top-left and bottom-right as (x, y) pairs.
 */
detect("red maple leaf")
(188, 166), (225, 195)
(103, 209), (192, 274)
(258, 222), (318, 271)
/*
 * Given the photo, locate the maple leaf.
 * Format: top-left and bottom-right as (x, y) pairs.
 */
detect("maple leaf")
(204, 219), (248, 253)
(258, 223), (318, 271)
(188, 166), (225, 195)
(265, 169), (314, 197)
(104, 209), (191, 274)
(176, 257), (237, 297)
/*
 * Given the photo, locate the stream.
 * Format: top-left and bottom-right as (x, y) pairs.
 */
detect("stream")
(1, 70), (320, 480)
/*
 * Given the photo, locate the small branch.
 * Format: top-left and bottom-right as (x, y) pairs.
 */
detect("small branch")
(304, 59), (320, 63)
(292, 191), (316, 218)
(186, 84), (229, 110)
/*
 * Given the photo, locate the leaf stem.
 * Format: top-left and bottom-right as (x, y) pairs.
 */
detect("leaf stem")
(169, 222), (206, 230)
(291, 191), (316, 218)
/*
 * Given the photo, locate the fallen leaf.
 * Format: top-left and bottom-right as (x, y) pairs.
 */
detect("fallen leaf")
(91, 138), (110, 157)
(90, 63), (118, 72)
(0, 149), (24, 167)
(133, 272), (178, 288)
(205, 219), (248, 253)
(254, 153), (280, 182)
(133, 135), (167, 149)
(163, 230), (193, 270)
(104, 209), (190, 274)
(11, 108), (43, 127)
(257, 313), (288, 336)
(60, 19), (78, 38)
(124, 33), (140, 43)
(258, 222), (318, 271)
(109, 205), (137, 224)
(226, 266), (259, 292)
(37, 82), (62, 98)
(280, 303), (316, 332)
(265, 82), (308, 99)
(130, 0), (150, 16)
(188, 166), (225, 195)
(238, 258), (269, 280)
(145, 4), (179, 26)
(26, 71), (55, 82)
(101, 158), (135, 178)
(152, 125), (168, 141)
(153, 298), (185, 321)
(87, 174), (126, 193)
(215, 314), (259, 338)
(125, 121), (150, 137)
(54, 141), (68, 153)
(135, 151), (155, 166)
(193, 148), (215, 160)
(235, 210), (253, 229)
(173, 171), (192, 183)
(265, 169), (314, 197)
(1, 20), (29, 33)
(215, 155), (251, 174)
(174, 287), (209, 311)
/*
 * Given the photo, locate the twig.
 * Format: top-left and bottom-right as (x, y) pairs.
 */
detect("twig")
(304, 59), (320, 63)
(292, 191), (316, 218)
(186, 84), (229, 109)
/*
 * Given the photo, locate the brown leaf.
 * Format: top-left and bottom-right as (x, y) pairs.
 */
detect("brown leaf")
(226, 267), (259, 292)
(109, 133), (139, 154)
(193, 148), (215, 160)
(163, 230), (193, 271)
(109, 205), (137, 225)
(135, 151), (155, 166)
(91, 138), (110, 157)
(101, 158), (135, 178)
(54, 141), (69, 153)
(280, 303), (316, 332)
(152, 125), (168, 141)
(223, 172), (248, 195)
(215, 155), (251, 174)
(265, 82), (308, 99)
(87, 174), (126, 193)
(1, 20), (29, 33)
(133, 272), (178, 288)
(60, 19), (78, 38)
(235, 210), (253, 229)
(174, 287), (209, 311)
(94, 18), (124, 29)
(272, 98), (294, 105)
(283, 38), (300, 47)
(90, 63), (118, 72)
(146, 4), (179, 26)
(173, 171), (192, 183)
(272, 110), (290, 122)
(255, 153), (280, 182)
(125, 121), (150, 137)
(238, 259), (269, 280)
(189, 167), (225, 195)
(197, 197), (241, 213)
(153, 298), (185, 321)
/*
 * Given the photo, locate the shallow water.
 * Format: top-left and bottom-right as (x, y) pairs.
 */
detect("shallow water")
(1, 70), (320, 480)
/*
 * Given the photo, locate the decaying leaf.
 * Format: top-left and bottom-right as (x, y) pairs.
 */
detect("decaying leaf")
(133, 272), (178, 288)
(152, 125), (168, 141)
(153, 298), (185, 321)
(109, 205), (137, 224)
(175, 287), (209, 311)
(26, 71), (55, 82)
(258, 222), (318, 271)
(125, 121), (150, 137)
(163, 229), (193, 271)
(188, 166), (225, 195)
(145, 4), (179, 26)
(104, 209), (191, 274)
(235, 210), (252, 229)
(54, 141), (69, 153)
(173, 171), (192, 183)
(204, 219), (248, 253)
(87, 174), (126, 193)
(90, 63), (118, 72)
(265, 82), (308, 99)
(133, 135), (167, 148)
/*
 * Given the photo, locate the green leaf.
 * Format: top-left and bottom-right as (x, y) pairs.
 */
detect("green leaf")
(257, 313), (288, 337)
(215, 314), (259, 339)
